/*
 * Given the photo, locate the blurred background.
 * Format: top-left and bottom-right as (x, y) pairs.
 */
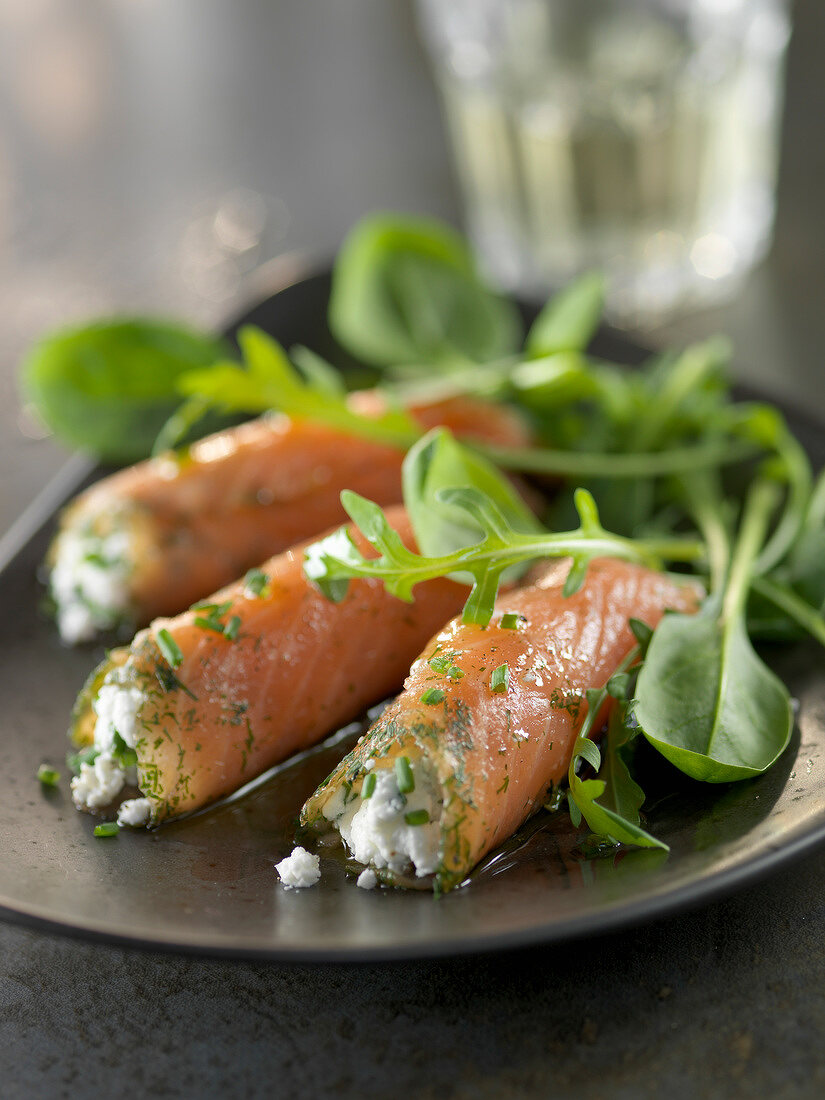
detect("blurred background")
(0, 0), (821, 534)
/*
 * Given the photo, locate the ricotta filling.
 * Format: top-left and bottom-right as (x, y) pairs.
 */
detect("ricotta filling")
(276, 846), (321, 888)
(51, 526), (133, 644)
(330, 759), (442, 879)
(70, 668), (147, 818)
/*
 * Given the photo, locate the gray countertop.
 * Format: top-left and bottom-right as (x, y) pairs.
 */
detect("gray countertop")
(2, 2), (824, 1096)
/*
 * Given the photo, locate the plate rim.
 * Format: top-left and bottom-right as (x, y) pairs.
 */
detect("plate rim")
(5, 270), (825, 962)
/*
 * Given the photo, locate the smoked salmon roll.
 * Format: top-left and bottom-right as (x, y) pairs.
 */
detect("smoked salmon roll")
(48, 393), (529, 643)
(300, 559), (699, 893)
(68, 506), (467, 827)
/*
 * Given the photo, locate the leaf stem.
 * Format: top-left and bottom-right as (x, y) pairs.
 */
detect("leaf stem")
(753, 429), (812, 576)
(722, 478), (782, 625)
(678, 471), (731, 596)
(475, 438), (761, 480)
(751, 576), (825, 650)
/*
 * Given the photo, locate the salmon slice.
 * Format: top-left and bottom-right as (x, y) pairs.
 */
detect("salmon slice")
(48, 393), (529, 643)
(69, 506), (467, 825)
(300, 559), (700, 893)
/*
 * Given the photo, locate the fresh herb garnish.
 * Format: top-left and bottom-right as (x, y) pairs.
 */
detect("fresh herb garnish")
(223, 615), (241, 641)
(420, 688), (446, 705)
(428, 655), (452, 674)
(93, 822), (119, 838)
(110, 732), (138, 770)
(67, 745), (99, 775)
(395, 756), (415, 794)
(500, 613), (522, 630)
(156, 628), (183, 669)
(404, 809), (430, 826)
(304, 436), (704, 628)
(362, 772), (377, 799)
(244, 569), (270, 597)
(37, 764), (60, 787)
(490, 664), (510, 694)
(194, 615), (226, 634)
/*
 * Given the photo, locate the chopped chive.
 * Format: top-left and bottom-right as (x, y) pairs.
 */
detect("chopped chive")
(428, 655), (452, 674)
(395, 756), (415, 794)
(491, 663), (510, 694)
(244, 568), (270, 597)
(93, 822), (119, 838)
(194, 615), (226, 634)
(500, 613), (522, 630)
(37, 764), (60, 787)
(362, 772), (377, 799)
(191, 599), (230, 613)
(223, 615), (241, 640)
(447, 665), (464, 680)
(67, 746), (99, 775)
(404, 809), (430, 826)
(420, 687), (446, 705)
(157, 628), (183, 669)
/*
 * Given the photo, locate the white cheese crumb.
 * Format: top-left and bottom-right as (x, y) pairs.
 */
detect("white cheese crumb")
(71, 752), (126, 810)
(276, 846), (321, 888)
(356, 868), (378, 890)
(117, 797), (153, 827)
(51, 526), (132, 644)
(335, 760), (442, 878)
(93, 680), (145, 751)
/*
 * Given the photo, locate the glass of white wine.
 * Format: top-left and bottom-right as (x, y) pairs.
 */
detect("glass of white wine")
(416, 0), (790, 325)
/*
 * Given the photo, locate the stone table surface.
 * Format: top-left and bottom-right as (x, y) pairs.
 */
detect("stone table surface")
(1, 2), (824, 1097)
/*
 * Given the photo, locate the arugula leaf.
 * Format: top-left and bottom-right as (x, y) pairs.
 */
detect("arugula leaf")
(598, 708), (646, 825)
(401, 427), (542, 562)
(304, 441), (704, 627)
(176, 326), (420, 449)
(635, 479), (793, 782)
(566, 667), (667, 851)
(328, 213), (521, 368)
(290, 345), (347, 397)
(525, 272), (605, 358)
(20, 318), (230, 462)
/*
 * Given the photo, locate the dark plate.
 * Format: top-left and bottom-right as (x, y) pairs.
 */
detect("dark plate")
(2, 268), (825, 962)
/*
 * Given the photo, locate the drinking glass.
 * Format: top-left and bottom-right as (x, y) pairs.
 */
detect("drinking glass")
(416, 0), (791, 324)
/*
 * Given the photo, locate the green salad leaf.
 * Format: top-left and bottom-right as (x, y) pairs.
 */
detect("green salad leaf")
(328, 212), (522, 368)
(176, 326), (420, 449)
(304, 433), (704, 626)
(20, 318), (230, 462)
(525, 272), (605, 358)
(634, 479), (793, 782)
(401, 427), (542, 562)
(566, 654), (666, 851)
